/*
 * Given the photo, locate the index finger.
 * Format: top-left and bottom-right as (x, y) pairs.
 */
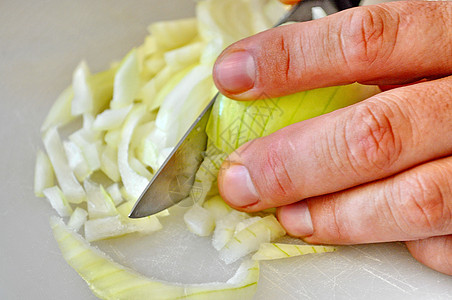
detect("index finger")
(213, 1), (452, 99)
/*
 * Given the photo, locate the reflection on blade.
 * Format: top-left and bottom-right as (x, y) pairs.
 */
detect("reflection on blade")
(129, 96), (216, 218)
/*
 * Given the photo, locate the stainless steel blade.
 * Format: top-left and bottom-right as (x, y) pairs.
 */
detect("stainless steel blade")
(129, 95), (217, 218)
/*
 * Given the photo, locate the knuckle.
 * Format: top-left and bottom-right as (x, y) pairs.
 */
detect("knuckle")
(395, 169), (451, 235)
(341, 5), (400, 69)
(275, 30), (304, 87)
(258, 137), (298, 202)
(343, 101), (402, 175)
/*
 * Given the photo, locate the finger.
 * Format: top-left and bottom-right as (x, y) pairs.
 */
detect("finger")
(277, 155), (452, 244)
(406, 235), (452, 276)
(212, 1), (452, 99)
(218, 76), (452, 211)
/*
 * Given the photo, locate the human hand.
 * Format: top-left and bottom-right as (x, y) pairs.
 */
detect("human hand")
(212, 1), (452, 275)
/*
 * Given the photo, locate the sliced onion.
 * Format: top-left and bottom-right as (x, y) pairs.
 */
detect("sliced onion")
(43, 127), (85, 203)
(212, 210), (249, 251)
(43, 186), (73, 217)
(84, 179), (117, 219)
(117, 106), (149, 199)
(252, 243), (337, 261)
(106, 183), (124, 206)
(34, 149), (55, 197)
(202, 195), (232, 221)
(67, 207), (88, 232)
(219, 215), (285, 264)
(40, 86), (75, 132)
(93, 104), (133, 131)
(184, 204), (215, 237)
(111, 50), (141, 109)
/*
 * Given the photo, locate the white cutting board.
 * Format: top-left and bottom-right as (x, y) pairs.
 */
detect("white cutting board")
(0, 0), (450, 299)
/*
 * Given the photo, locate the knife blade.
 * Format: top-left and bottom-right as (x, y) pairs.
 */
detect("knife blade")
(130, 0), (359, 218)
(129, 95), (217, 218)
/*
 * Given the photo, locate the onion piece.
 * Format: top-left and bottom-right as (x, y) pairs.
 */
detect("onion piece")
(202, 195), (232, 221)
(111, 50), (141, 109)
(100, 145), (120, 182)
(141, 64), (196, 110)
(43, 127), (85, 203)
(63, 140), (91, 182)
(84, 180), (117, 219)
(252, 243), (337, 261)
(71, 61), (93, 116)
(40, 86), (75, 132)
(34, 150), (55, 197)
(312, 6), (327, 20)
(118, 106), (149, 200)
(84, 215), (128, 242)
(106, 183), (124, 206)
(69, 128), (102, 173)
(51, 216), (259, 300)
(84, 202), (162, 242)
(93, 104), (133, 131)
(234, 217), (262, 235)
(212, 210), (249, 251)
(104, 129), (121, 148)
(43, 186), (73, 217)
(184, 204), (215, 237)
(143, 53), (166, 78)
(148, 18), (198, 51)
(219, 215), (285, 264)
(164, 41), (204, 69)
(67, 207), (88, 232)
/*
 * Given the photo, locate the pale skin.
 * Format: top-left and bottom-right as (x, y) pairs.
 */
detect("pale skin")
(213, 1), (452, 275)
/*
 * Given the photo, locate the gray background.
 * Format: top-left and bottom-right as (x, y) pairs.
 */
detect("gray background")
(1, 0), (451, 299)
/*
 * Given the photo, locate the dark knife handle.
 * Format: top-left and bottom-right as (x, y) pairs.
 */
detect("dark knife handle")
(335, 0), (361, 11)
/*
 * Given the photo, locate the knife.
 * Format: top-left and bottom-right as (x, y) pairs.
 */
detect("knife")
(129, 0), (360, 218)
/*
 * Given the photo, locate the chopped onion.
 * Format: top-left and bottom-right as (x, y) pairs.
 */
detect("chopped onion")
(219, 215), (285, 264)
(106, 183), (124, 206)
(69, 128), (102, 173)
(84, 215), (128, 242)
(234, 216), (262, 235)
(202, 195), (232, 221)
(67, 207), (88, 232)
(63, 140), (91, 181)
(40, 86), (75, 132)
(43, 186), (73, 217)
(100, 145), (120, 182)
(117, 106), (150, 199)
(84, 180), (117, 219)
(212, 210), (249, 251)
(71, 61), (93, 116)
(149, 18), (198, 51)
(93, 104), (133, 131)
(184, 204), (215, 237)
(312, 6), (328, 20)
(111, 50), (141, 109)
(43, 127), (85, 203)
(34, 150), (55, 197)
(252, 243), (337, 261)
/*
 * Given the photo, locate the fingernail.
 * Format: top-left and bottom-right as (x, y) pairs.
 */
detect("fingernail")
(220, 164), (259, 207)
(214, 51), (255, 94)
(278, 202), (314, 237)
